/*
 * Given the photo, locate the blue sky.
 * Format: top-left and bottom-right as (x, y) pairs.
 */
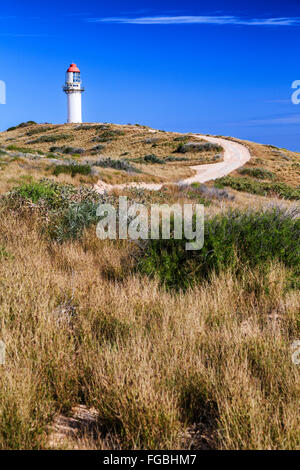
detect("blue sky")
(0, 0), (300, 150)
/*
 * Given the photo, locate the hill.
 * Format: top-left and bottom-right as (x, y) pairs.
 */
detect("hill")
(0, 122), (299, 450)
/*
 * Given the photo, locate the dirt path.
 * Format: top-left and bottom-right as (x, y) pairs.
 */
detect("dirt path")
(94, 135), (251, 194)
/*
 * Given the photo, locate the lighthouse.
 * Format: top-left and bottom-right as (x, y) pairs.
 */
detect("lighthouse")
(63, 63), (84, 123)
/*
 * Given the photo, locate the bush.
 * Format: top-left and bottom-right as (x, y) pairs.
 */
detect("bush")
(6, 121), (36, 131)
(1, 179), (108, 242)
(75, 125), (97, 131)
(5, 145), (43, 155)
(137, 208), (300, 290)
(176, 142), (223, 153)
(91, 157), (141, 173)
(49, 200), (98, 242)
(52, 164), (91, 177)
(49, 146), (85, 155)
(29, 134), (72, 144)
(92, 129), (125, 142)
(9, 181), (61, 207)
(215, 176), (300, 200)
(91, 145), (105, 152)
(143, 154), (164, 164)
(238, 167), (275, 180)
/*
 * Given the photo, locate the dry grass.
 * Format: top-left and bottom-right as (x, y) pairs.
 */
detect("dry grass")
(0, 123), (299, 450)
(223, 137), (300, 187)
(0, 210), (299, 450)
(0, 123), (222, 186)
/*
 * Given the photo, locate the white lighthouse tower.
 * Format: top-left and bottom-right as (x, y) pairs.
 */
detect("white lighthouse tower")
(63, 63), (84, 123)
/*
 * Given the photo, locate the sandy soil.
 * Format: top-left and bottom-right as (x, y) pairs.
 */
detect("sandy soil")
(94, 134), (251, 194)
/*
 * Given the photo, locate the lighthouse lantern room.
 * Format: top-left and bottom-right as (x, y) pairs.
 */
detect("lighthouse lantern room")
(63, 63), (84, 123)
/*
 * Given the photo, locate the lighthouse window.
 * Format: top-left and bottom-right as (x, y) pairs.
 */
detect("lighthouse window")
(73, 72), (80, 82)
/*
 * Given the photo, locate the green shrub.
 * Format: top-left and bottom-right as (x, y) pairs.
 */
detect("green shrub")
(1, 179), (108, 243)
(52, 164), (91, 177)
(49, 200), (98, 242)
(143, 154), (164, 164)
(238, 167), (275, 180)
(6, 145), (43, 155)
(92, 129), (125, 142)
(6, 121), (36, 132)
(49, 146), (85, 155)
(138, 208), (300, 290)
(176, 142), (223, 153)
(91, 144), (105, 152)
(215, 176), (300, 200)
(11, 181), (61, 207)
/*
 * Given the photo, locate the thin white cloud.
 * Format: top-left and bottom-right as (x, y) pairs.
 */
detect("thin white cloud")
(245, 114), (300, 125)
(88, 15), (300, 26)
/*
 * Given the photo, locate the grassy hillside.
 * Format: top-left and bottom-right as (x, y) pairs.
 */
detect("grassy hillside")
(0, 122), (299, 450)
(0, 122), (223, 193)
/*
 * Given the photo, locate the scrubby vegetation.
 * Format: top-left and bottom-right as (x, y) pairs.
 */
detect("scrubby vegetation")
(0, 123), (300, 450)
(0, 123), (225, 185)
(26, 126), (54, 136)
(29, 134), (72, 144)
(165, 155), (189, 162)
(176, 142), (223, 153)
(91, 157), (141, 173)
(143, 154), (164, 164)
(138, 207), (300, 290)
(76, 124), (110, 131)
(5, 145), (44, 154)
(52, 164), (92, 178)
(91, 129), (125, 143)
(6, 121), (36, 131)
(215, 176), (300, 200)
(237, 167), (275, 180)
(179, 183), (234, 201)
(91, 144), (105, 152)
(1, 179), (107, 243)
(49, 146), (85, 155)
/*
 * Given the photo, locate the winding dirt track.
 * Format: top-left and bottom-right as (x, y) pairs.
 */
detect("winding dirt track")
(94, 134), (251, 194)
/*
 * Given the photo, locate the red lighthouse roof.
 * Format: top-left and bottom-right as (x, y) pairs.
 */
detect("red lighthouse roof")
(67, 63), (80, 73)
